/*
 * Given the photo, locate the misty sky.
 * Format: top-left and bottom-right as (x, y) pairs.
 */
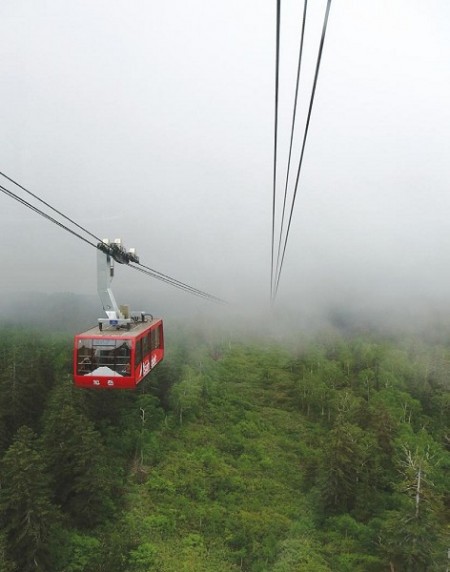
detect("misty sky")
(1, 0), (450, 322)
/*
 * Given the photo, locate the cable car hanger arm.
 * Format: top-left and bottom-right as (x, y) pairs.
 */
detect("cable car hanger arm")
(97, 239), (145, 329)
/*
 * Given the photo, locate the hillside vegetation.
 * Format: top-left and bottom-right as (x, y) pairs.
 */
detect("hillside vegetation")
(0, 326), (448, 571)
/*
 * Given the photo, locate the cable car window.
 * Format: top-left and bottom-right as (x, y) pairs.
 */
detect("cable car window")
(77, 340), (93, 375)
(157, 325), (162, 348)
(150, 328), (160, 351)
(142, 334), (150, 357)
(135, 339), (142, 367)
(77, 339), (131, 376)
(150, 330), (155, 351)
(115, 341), (132, 376)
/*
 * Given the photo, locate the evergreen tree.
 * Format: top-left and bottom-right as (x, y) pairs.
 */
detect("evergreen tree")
(319, 419), (378, 515)
(41, 383), (117, 528)
(0, 426), (59, 572)
(0, 332), (62, 452)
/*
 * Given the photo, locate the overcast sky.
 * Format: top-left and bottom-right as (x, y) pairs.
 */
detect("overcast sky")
(1, 0), (449, 323)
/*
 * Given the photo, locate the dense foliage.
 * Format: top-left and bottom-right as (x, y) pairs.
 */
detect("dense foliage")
(0, 326), (448, 571)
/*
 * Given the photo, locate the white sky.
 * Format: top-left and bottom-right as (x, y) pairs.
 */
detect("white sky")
(1, 0), (449, 322)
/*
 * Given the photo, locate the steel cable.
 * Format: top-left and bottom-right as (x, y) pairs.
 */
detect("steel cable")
(130, 264), (227, 304)
(0, 184), (99, 250)
(274, 0), (308, 288)
(0, 171), (103, 244)
(274, 0), (332, 299)
(270, 0), (281, 303)
(0, 177), (226, 304)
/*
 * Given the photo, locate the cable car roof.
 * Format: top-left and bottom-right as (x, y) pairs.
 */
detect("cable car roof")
(76, 318), (162, 339)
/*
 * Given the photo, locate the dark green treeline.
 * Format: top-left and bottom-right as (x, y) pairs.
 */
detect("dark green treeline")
(0, 326), (448, 571)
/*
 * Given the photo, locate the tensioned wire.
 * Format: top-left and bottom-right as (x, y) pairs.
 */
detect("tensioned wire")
(274, 0), (308, 290)
(273, 0), (332, 300)
(0, 183), (99, 250)
(0, 170), (103, 244)
(0, 175), (226, 304)
(270, 0), (281, 303)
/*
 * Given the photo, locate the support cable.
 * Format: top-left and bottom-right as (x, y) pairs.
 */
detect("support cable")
(274, 0), (308, 283)
(274, 0), (332, 299)
(0, 184), (99, 250)
(135, 262), (226, 304)
(0, 171), (103, 244)
(270, 0), (281, 303)
(0, 179), (226, 304)
(130, 264), (227, 304)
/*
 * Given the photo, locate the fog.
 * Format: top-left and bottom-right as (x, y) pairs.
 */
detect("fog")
(1, 0), (450, 331)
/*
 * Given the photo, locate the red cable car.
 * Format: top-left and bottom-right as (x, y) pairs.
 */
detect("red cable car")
(73, 239), (164, 390)
(74, 318), (164, 389)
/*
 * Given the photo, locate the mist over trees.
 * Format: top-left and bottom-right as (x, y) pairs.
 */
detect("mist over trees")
(0, 321), (448, 571)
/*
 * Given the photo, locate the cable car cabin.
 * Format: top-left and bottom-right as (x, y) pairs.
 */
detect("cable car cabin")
(73, 319), (164, 389)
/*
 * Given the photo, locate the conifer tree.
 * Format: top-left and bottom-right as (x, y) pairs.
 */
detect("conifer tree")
(41, 383), (116, 528)
(0, 426), (58, 572)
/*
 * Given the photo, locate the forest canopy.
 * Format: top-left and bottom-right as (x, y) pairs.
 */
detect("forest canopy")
(0, 324), (448, 571)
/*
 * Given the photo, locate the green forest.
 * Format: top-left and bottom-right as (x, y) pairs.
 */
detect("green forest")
(0, 324), (448, 571)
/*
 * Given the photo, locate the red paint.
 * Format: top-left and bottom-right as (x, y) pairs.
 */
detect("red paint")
(73, 319), (164, 390)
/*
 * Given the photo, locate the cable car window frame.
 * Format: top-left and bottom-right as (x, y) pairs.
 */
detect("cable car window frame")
(150, 327), (160, 351)
(157, 324), (162, 348)
(135, 338), (142, 367)
(142, 333), (150, 357)
(76, 338), (132, 376)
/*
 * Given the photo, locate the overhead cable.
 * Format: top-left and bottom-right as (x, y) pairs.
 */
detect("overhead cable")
(135, 262), (226, 303)
(130, 264), (227, 304)
(0, 184), (99, 250)
(0, 171), (103, 244)
(274, 0), (332, 299)
(0, 176), (226, 304)
(274, 0), (308, 289)
(270, 0), (281, 303)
